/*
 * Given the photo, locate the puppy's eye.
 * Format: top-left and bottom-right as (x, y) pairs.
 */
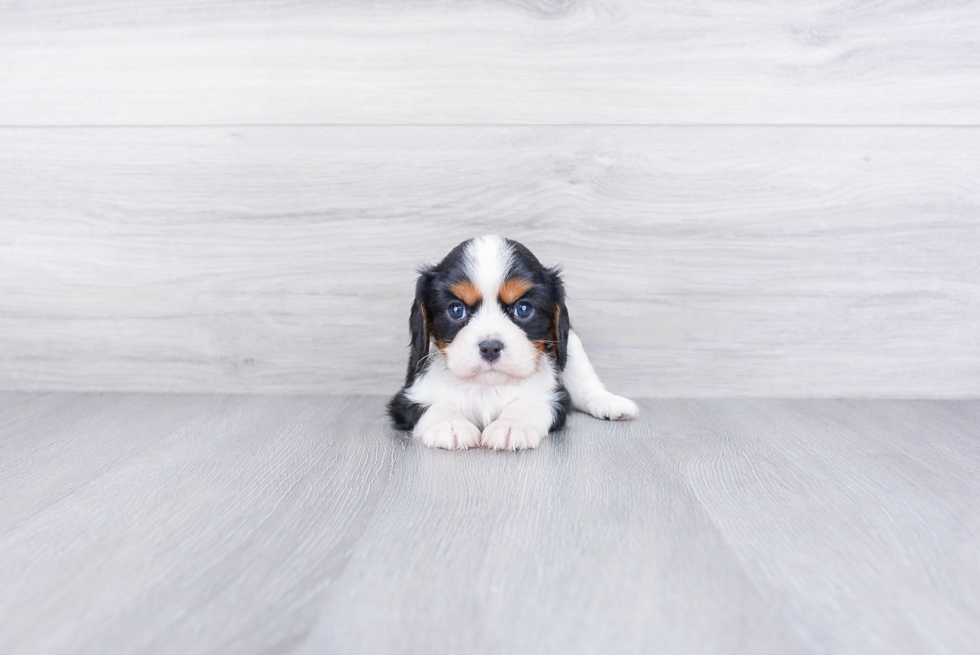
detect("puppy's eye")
(514, 302), (533, 319)
(447, 302), (467, 321)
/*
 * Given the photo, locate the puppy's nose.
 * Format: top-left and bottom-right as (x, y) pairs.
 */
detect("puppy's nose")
(479, 339), (504, 363)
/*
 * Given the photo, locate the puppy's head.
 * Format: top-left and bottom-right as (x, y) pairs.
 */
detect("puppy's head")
(405, 235), (568, 385)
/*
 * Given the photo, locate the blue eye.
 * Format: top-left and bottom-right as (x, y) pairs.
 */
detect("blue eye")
(447, 302), (467, 321)
(514, 302), (533, 319)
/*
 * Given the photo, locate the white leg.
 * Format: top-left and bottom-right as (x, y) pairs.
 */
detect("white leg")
(561, 330), (638, 420)
(413, 403), (482, 450)
(480, 399), (553, 451)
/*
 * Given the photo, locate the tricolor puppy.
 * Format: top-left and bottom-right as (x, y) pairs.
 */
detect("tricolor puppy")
(388, 235), (638, 450)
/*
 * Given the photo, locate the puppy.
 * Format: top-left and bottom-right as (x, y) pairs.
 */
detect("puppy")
(388, 235), (638, 450)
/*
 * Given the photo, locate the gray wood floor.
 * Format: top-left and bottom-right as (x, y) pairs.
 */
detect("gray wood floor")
(1, 394), (978, 654)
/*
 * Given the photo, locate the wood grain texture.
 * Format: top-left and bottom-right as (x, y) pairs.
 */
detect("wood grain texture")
(0, 393), (400, 655)
(657, 399), (980, 654)
(2, 126), (978, 397)
(1, 1), (979, 125)
(2, 393), (979, 654)
(308, 405), (803, 655)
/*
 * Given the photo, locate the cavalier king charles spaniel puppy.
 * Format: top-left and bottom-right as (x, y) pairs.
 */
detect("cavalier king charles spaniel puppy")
(388, 235), (637, 450)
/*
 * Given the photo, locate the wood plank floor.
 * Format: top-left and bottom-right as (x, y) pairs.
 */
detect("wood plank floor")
(1, 394), (978, 654)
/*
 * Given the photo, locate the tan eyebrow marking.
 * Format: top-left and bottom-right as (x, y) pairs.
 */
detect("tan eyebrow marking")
(449, 279), (481, 306)
(499, 277), (532, 305)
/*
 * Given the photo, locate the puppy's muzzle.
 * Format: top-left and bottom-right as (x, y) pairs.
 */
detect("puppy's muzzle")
(479, 339), (504, 363)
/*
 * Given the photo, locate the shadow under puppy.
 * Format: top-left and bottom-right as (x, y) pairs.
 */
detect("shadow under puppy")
(388, 235), (637, 450)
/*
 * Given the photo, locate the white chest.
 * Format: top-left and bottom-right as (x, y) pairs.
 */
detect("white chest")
(406, 352), (558, 429)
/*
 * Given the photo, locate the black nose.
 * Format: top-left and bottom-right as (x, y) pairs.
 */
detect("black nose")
(479, 339), (504, 363)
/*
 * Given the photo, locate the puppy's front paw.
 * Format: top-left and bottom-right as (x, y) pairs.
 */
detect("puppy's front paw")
(480, 419), (543, 451)
(585, 393), (639, 421)
(416, 419), (481, 450)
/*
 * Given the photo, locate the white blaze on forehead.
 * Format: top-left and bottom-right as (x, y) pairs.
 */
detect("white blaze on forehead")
(442, 234), (539, 382)
(464, 235), (514, 301)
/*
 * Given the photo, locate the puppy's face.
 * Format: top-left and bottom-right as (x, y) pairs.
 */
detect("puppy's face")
(406, 235), (568, 385)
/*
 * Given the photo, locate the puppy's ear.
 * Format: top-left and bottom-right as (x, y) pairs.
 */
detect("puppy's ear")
(549, 267), (570, 370)
(406, 266), (436, 384)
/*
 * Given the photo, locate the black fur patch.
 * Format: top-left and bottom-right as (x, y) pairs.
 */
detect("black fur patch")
(387, 388), (427, 431)
(549, 384), (572, 432)
(502, 238), (569, 370)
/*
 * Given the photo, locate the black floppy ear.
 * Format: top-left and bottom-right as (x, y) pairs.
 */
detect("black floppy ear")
(406, 266), (436, 384)
(549, 267), (570, 370)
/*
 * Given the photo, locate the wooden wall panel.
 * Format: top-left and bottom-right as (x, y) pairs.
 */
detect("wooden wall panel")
(1, 126), (977, 396)
(1, 1), (978, 125)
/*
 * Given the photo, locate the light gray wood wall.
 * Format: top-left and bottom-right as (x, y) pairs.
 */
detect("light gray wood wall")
(1, 1), (978, 397)
(2, 1), (979, 125)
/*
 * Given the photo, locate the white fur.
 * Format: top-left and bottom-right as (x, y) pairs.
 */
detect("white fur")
(412, 401), (482, 450)
(479, 396), (554, 451)
(562, 330), (639, 420)
(442, 309), (540, 382)
(407, 234), (637, 450)
(408, 347), (558, 447)
(466, 234), (513, 300)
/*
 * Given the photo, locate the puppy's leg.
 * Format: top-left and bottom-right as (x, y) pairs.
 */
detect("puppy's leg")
(413, 402), (482, 450)
(562, 330), (638, 420)
(480, 398), (554, 451)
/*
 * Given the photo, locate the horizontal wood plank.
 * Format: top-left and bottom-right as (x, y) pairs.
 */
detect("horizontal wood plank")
(1, 1), (979, 125)
(1, 126), (978, 396)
